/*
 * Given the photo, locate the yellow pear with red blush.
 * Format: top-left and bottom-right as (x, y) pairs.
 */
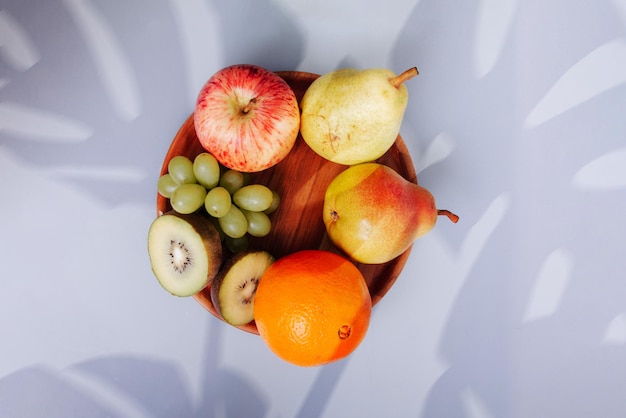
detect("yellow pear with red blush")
(323, 163), (458, 264)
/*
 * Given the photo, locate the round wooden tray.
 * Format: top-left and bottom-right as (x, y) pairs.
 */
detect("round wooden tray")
(157, 71), (417, 334)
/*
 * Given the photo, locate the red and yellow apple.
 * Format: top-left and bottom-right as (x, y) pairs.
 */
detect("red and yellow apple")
(194, 64), (300, 173)
(323, 163), (458, 264)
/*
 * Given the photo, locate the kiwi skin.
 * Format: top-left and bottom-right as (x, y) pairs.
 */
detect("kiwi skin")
(210, 250), (274, 326)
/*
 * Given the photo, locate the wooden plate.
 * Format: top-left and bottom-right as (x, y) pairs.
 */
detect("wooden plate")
(157, 71), (417, 334)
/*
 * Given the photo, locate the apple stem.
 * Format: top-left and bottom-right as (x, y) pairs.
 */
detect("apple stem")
(241, 97), (258, 114)
(390, 67), (419, 88)
(438, 209), (459, 224)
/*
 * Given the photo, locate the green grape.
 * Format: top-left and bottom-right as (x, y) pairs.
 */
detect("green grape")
(242, 209), (272, 237)
(263, 190), (281, 214)
(219, 170), (245, 194)
(157, 173), (179, 198)
(204, 186), (232, 218)
(232, 184), (274, 212)
(225, 235), (249, 253)
(193, 153), (220, 189)
(170, 183), (207, 214)
(168, 155), (196, 185)
(218, 205), (248, 238)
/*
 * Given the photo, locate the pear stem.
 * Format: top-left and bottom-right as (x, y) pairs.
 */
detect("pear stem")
(438, 209), (459, 224)
(390, 67), (419, 88)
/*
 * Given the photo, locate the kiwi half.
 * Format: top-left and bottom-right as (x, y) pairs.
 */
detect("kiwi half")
(211, 250), (274, 326)
(148, 211), (222, 297)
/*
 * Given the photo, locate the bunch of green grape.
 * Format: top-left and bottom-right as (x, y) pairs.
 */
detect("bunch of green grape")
(157, 153), (280, 252)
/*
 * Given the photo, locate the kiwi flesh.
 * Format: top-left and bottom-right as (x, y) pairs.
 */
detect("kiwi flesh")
(211, 250), (274, 326)
(148, 211), (222, 297)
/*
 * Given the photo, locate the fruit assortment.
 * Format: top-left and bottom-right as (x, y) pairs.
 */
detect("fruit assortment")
(147, 64), (458, 367)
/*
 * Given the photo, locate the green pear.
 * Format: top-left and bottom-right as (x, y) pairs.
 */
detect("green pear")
(300, 67), (418, 165)
(323, 163), (458, 264)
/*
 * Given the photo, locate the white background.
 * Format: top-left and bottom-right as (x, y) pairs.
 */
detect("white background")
(1, 0), (625, 416)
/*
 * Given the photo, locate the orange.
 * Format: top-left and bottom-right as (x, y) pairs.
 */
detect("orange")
(253, 249), (372, 367)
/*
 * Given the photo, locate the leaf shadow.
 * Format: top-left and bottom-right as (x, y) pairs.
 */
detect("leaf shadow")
(390, 0), (626, 416)
(0, 0), (305, 207)
(0, 324), (270, 417)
